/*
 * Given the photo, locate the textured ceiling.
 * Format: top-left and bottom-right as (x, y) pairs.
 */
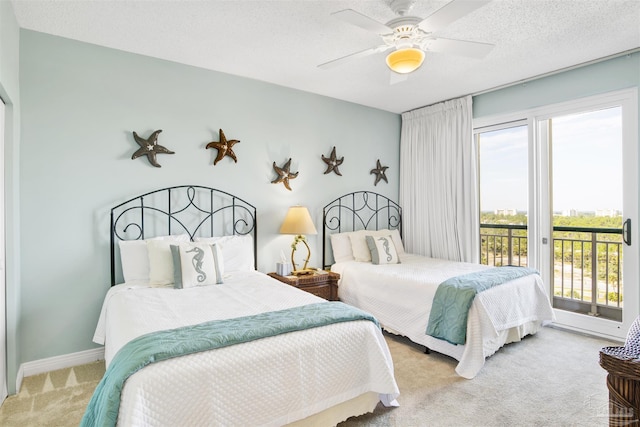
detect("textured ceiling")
(10, 0), (640, 113)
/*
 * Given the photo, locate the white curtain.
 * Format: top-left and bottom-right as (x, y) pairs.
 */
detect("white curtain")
(399, 95), (479, 263)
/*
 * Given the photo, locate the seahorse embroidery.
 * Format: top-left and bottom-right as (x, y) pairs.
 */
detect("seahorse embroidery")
(378, 237), (393, 262)
(186, 247), (207, 282)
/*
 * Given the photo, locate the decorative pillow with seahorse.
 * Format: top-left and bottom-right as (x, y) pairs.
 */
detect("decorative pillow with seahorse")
(365, 235), (400, 265)
(170, 243), (224, 288)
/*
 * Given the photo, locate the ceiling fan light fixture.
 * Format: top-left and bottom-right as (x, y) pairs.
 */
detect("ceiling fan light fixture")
(385, 47), (425, 74)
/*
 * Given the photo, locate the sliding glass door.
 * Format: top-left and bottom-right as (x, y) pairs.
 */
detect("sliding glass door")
(539, 92), (638, 338)
(477, 123), (530, 268)
(475, 89), (638, 339)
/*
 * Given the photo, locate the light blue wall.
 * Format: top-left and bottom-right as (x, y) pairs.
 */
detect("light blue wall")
(18, 30), (401, 368)
(0, 0), (22, 395)
(473, 52), (640, 117)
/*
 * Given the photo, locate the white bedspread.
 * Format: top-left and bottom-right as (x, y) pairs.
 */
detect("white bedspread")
(93, 271), (399, 426)
(331, 254), (555, 379)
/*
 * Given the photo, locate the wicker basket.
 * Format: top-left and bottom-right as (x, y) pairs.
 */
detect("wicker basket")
(600, 318), (640, 426)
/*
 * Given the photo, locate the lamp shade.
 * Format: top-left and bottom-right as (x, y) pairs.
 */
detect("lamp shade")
(280, 206), (317, 235)
(386, 47), (425, 74)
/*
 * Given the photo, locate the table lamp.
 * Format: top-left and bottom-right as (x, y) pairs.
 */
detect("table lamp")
(280, 206), (318, 275)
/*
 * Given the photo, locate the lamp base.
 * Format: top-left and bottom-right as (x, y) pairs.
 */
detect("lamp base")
(290, 236), (316, 276)
(292, 268), (316, 276)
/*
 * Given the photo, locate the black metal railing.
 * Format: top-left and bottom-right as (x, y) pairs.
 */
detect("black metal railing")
(480, 223), (528, 267)
(480, 223), (623, 320)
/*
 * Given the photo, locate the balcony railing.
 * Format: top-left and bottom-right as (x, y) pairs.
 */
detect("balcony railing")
(480, 223), (528, 267)
(480, 223), (623, 321)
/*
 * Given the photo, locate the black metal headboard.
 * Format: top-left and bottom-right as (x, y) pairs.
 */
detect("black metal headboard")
(110, 185), (257, 285)
(322, 191), (402, 269)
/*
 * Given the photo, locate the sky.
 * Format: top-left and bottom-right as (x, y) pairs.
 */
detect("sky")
(478, 106), (623, 213)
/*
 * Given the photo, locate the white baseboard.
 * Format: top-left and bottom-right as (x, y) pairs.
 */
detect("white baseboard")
(16, 347), (104, 393)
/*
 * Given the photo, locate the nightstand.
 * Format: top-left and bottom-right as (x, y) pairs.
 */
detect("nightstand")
(267, 271), (339, 301)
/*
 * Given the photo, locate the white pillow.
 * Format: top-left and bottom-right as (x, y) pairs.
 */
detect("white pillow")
(119, 234), (189, 283)
(366, 235), (400, 265)
(388, 229), (405, 255)
(118, 240), (148, 282)
(348, 230), (373, 262)
(170, 243), (224, 288)
(194, 234), (254, 272)
(330, 232), (355, 263)
(147, 240), (178, 285)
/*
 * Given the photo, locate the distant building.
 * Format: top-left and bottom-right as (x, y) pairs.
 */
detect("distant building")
(595, 209), (621, 217)
(561, 209), (578, 217)
(494, 208), (518, 216)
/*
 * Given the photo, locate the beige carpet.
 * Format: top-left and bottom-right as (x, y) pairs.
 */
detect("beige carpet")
(342, 327), (615, 426)
(0, 327), (618, 426)
(0, 361), (105, 426)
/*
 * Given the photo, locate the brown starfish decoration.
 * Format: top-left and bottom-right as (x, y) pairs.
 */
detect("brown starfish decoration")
(271, 158), (299, 191)
(370, 159), (389, 186)
(321, 146), (344, 176)
(131, 129), (175, 168)
(206, 129), (240, 165)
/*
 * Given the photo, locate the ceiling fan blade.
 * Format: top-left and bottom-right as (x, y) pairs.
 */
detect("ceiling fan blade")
(425, 37), (494, 58)
(318, 45), (392, 69)
(419, 0), (492, 34)
(332, 9), (393, 34)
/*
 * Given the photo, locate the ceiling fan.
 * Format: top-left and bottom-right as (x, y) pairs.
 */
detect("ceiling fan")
(318, 0), (494, 75)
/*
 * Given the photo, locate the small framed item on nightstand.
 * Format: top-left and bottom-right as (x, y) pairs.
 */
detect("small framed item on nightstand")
(268, 271), (339, 301)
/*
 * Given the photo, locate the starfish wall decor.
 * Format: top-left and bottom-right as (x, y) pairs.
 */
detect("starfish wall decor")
(321, 146), (344, 176)
(271, 158), (299, 191)
(370, 159), (389, 186)
(131, 129), (175, 168)
(206, 129), (240, 165)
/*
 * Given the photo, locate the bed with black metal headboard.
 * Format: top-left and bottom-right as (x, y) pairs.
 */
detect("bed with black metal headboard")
(110, 185), (256, 286)
(90, 185), (399, 426)
(321, 190), (554, 380)
(322, 191), (402, 269)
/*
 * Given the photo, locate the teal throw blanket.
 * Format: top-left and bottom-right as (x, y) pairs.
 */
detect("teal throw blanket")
(81, 302), (379, 427)
(426, 266), (538, 345)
